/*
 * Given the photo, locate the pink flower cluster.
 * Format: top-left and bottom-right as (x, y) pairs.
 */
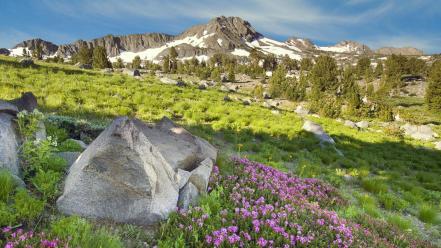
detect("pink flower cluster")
(2, 227), (65, 248)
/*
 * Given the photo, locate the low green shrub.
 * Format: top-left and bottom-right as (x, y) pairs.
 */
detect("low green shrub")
(45, 122), (69, 142)
(361, 178), (388, 194)
(0, 202), (16, 227)
(387, 214), (412, 231)
(31, 170), (61, 200)
(418, 205), (439, 224)
(50, 216), (123, 248)
(57, 139), (84, 152)
(0, 169), (17, 203)
(378, 192), (409, 211)
(13, 189), (45, 224)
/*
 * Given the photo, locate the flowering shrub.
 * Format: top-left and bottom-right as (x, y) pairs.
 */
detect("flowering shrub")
(1, 227), (66, 248)
(158, 158), (432, 247)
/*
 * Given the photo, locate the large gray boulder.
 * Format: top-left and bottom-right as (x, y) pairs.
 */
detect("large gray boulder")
(294, 105), (309, 116)
(57, 152), (81, 168)
(0, 100), (19, 116)
(19, 58), (34, 67)
(0, 113), (20, 175)
(178, 182), (199, 210)
(356, 121), (369, 129)
(400, 123), (438, 141)
(302, 120), (335, 144)
(57, 117), (217, 226)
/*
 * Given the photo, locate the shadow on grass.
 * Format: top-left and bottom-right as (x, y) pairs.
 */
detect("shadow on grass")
(0, 57), (99, 76)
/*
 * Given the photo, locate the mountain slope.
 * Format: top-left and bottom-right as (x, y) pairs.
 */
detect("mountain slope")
(9, 16), (425, 62)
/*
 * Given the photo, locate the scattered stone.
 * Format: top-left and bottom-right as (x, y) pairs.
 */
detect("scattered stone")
(123, 68), (141, 77)
(0, 113), (20, 176)
(344, 120), (357, 129)
(243, 99), (251, 106)
(400, 123), (438, 141)
(262, 102), (272, 109)
(394, 114), (401, 122)
(188, 158), (213, 193)
(434, 141), (441, 151)
(57, 117), (217, 226)
(178, 182), (199, 210)
(78, 64), (92, 69)
(271, 110), (280, 115)
(160, 77), (177, 85)
(0, 100), (19, 116)
(220, 86), (229, 92)
(356, 121), (369, 129)
(10, 92), (38, 112)
(294, 105), (309, 116)
(57, 152), (81, 168)
(19, 58), (34, 67)
(263, 91), (271, 99)
(101, 68), (113, 74)
(302, 120), (335, 144)
(198, 83), (207, 90)
(223, 96), (231, 102)
(176, 81), (186, 87)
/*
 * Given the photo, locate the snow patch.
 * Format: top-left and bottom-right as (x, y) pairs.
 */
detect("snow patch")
(246, 37), (302, 60)
(217, 39), (223, 46)
(9, 47), (31, 57)
(231, 49), (250, 57)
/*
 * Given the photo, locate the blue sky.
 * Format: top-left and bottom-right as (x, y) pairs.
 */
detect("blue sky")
(0, 0), (440, 53)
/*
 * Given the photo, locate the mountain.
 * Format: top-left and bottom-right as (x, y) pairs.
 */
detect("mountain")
(376, 47), (424, 56)
(318, 40), (372, 55)
(8, 16), (425, 62)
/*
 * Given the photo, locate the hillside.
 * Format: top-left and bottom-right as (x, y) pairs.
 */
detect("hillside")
(0, 55), (440, 247)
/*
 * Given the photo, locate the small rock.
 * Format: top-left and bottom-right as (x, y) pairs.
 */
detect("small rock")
(356, 121), (369, 129)
(123, 68), (140, 77)
(178, 182), (199, 210)
(223, 96), (231, 102)
(263, 91), (271, 99)
(295, 105), (309, 116)
(243, 99), (251, 106)
(434, 141), (441, 151)
(35, 121), (46, 141)
(176, 169), (191, 189)
(101, 68), (113, 74)
(57, 152), (81, 169)
(302, 120), (335, 144)
(198, 83), (207, 90)
(188, 158), (213, 193)
(176, 81), (186, 87)
(344, 120), (357, 129)
(401, 123), (437, 141)
(78, 64), (92, 69)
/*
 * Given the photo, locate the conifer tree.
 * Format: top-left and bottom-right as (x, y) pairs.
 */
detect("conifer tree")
(300, 58), (313, 71)
(269, 66), (287, 97)
(92, 46), (111, 69)
(426, 60), (441, 111)
(77, 44), (93, 65)
(162, 55), (170, 73)
(22, 48), (27, 57)
(228, 67), (236, 82)
(375, 60), (383, 77)
(132, 56), (142, 69)
(310, 55), (339, 94)
(32, 45), (43, 60)
(169, 47), (178, 73)
(113, 58), (124, 68)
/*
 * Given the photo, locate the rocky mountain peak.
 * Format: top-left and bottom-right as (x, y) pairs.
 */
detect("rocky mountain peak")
(285, 37), (317, 51)
(376, 47), (424, 56)
(14, 38), (58, 56)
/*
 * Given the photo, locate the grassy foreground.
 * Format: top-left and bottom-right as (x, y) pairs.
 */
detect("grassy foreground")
(0, 56), (440, 247)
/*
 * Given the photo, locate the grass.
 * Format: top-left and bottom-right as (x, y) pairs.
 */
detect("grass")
(1, 55), (441, 246)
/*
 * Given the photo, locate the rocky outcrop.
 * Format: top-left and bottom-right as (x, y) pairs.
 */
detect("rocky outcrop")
(302, 120), (335, 144)
(0, 48), (10, 56)
(14, 38), (59, 56)
(376, 47), (424, 56)
(401, 123), (438, 141)
(57, 117), (217, 226)
(286, 38), (316, 51)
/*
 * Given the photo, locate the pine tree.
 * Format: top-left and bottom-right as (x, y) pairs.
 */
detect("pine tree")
(269, 66), (287, 97)
(92, 46), (111, 69)
(162, 55), (170, 73)
(253, 84), (264, 99)
(280, 55), (299, 71)
(113, 58), (124, 68)
(228, 67), (236, 82)
(169, 47), (178, 73)
(22, 48), (27, 57)
(211, 67), (221, 82)
(77, 44), (93, 65)
(132, 56), (142, 69)
(356, 56), (371, 78)
(310, 55), (339, 94)
(32, 45), (43, 60)
(375, 61), (383, 77)
(426, 60), (441, 111)
(300, 58), (313, 71)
